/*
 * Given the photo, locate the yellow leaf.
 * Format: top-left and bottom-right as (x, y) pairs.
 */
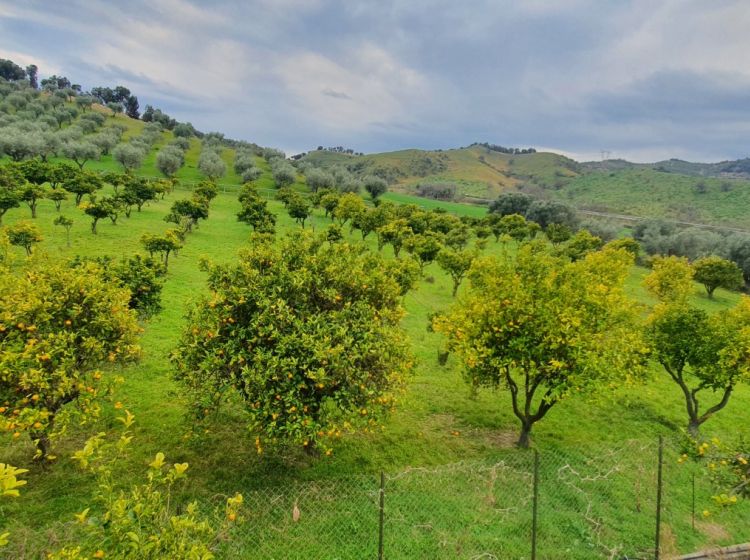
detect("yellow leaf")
(74, 508), (90, 524)
(149, 452), (166, 470)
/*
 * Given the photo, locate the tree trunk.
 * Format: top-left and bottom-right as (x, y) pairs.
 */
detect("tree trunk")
(517, 422), (532, 448)
(688, 418), (701, 438)
(30, 203), (37, 218)
(303, 440), (319, 456)
(91, 220), (98, 234)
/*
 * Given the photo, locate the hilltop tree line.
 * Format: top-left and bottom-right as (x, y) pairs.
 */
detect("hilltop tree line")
(470, 142), (537, 155)
(0, 57), (204, 141)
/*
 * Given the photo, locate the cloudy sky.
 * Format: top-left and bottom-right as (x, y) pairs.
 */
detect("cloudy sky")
(1, 0), (748, 162)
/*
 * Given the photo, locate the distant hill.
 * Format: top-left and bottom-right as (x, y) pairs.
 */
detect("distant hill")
(300, 145), (579, 202)
(581, 157), (750, 179)
(300, 147), (750, 228)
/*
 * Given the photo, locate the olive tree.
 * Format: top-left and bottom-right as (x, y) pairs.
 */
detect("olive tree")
(0, 128), (45, 161)
(156, 146), (184, 178)
(61, 141), (101, 170)
(271, 161), (296, 188)
(113, 143), (146, 173)
(305, 168), (334, 192)
(363, 175), (388, 203)
(172, 231), (414, 454)
(198, 150), (226, 180)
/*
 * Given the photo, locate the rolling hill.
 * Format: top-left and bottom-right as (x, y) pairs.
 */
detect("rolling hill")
(300, 146), (750, 228)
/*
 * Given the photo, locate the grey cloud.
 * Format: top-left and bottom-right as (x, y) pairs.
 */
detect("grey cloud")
(321, 88), (352, 100)
(1, 0), (749, 161)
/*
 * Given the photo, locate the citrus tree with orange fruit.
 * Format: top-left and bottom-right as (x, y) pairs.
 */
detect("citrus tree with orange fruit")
(172, 231), (414, 456)
(0, 260), (141, 459)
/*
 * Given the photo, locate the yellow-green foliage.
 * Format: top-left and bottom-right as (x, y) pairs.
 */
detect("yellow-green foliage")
(0, 260), (141, 458)
(435, 242), (648, 446)
(5, 220), (43, 256)
(50, 411), (243, 559)
(646, 296), (750, 435)
(0, 463), (27, 547)
(693, 255), (744, 298)
(172, 230), (414, 455)
(644, 255), (695, 303)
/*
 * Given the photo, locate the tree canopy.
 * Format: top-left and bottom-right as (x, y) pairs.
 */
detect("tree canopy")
(172, 231), (414, 455)
(435, 243), (646, 447)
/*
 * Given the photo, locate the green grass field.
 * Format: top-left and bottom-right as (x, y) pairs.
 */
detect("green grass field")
(1, 115), (750, 558)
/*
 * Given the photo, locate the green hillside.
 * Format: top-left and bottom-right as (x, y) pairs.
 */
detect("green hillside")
(302, 146), (750, 228)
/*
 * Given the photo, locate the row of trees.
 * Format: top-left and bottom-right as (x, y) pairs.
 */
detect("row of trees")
(0, 58), (207, 170)
(470, 142), (537, 155)
(436, 245), (750, 447)
(141, 180), (218, 269)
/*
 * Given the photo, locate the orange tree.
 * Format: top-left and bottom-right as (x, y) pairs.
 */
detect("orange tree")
(172, 231), (413, 455)
(0, 260), (140, 459)
(646, 297), (750, 437)
(435, 242), (646, 447)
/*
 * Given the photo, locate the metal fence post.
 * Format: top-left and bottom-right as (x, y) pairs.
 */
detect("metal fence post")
(378, 471), (385, 560)
(655, 436), (664, 560)
(532, 449), (539, 560)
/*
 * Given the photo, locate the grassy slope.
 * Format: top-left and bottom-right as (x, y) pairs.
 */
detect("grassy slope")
(1, 115), (750, 557)
(554, 168), (750, 226)
(303, 147), (750, 228)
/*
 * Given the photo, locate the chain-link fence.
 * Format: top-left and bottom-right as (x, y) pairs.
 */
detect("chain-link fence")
(227, 437), (750, 559)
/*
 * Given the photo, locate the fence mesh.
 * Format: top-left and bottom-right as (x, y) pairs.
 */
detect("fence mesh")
(228, 437), (750, 559)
